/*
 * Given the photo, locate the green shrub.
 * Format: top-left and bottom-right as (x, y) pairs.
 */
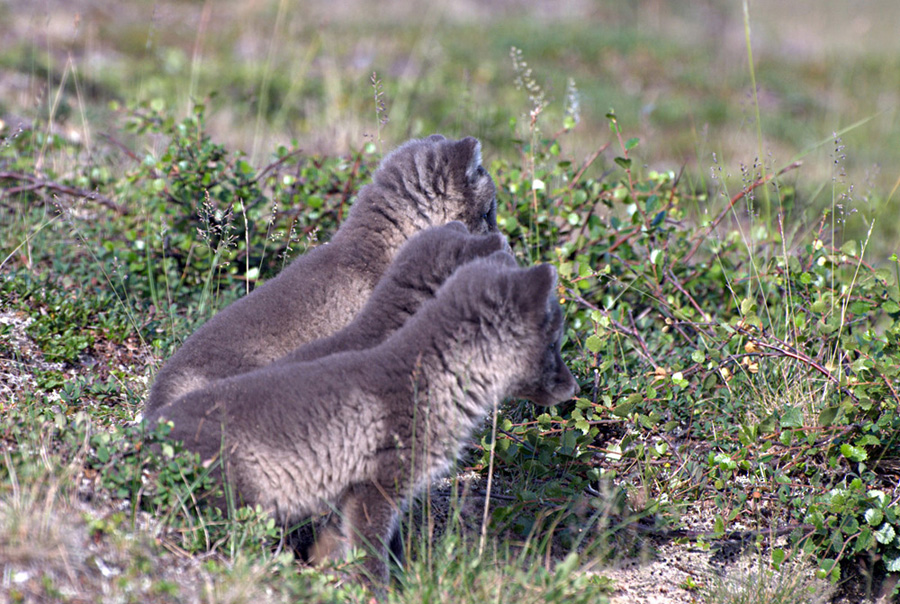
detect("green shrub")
(477, 108), (900, 586)
(4, 95), (900, 595)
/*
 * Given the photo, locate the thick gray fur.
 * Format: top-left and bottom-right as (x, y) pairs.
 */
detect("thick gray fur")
(272, 221), (508, 366)
(145, 134), (497, 413)
(145, 256), (578, 583)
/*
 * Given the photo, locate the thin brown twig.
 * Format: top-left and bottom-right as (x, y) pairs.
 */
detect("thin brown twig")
(569, 142), (611, 190)
(684, 160), (803, 263)
(565, 290), (657, 367)
(664, 268), (712, 327)
(607, 224), (642, 253)
(252, 147), (306, 185)
(3, 183), (43, 196)
(628, 309), (660, 370)
(99, 132), (142, 165)
(0, 171), (127, 215)
(666, 166), (684, 206)
(740, 328), (859, 403)
(882, 373), (900, 407)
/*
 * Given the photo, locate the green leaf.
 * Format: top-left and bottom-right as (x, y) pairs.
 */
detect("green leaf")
(585, 334), (603, 354)
(856, 527), (874, 552)
(771, 548), (786, 569)
(875, 523), (896, 544)
(884, 300), (900, 313)
(849, 300), (873, 315)
(816, 559), (840, 583)
(831, 531), (844, 553)
(885, 552), (900, 573)
(614, 156), (632, 170)
(818, 406), (840, 426)
(780, 406), (803, 428)
(840, 240), (858, 257)
(875, 267), (895, 286)
(612, 399), (638, 418)
(869, 490), (887, 506)
(691, 350), (706, 364)
(779, 430), (794, 446)
(865, 508), (884, 526)
(625, 137), (640, 150)
(856, 435), (881, 447)
(758, 414), (777, 434)
(811, 300), (828, 314)
(713, 515), (725, 536)
(840, 443), (868, 462)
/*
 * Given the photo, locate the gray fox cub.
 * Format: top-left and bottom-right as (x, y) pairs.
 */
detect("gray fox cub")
(146, 255), (577, 583)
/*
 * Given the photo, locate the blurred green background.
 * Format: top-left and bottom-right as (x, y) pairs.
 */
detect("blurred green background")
(3, 0), (898, 251)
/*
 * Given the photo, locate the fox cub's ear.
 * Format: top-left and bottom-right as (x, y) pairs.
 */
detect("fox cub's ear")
(452, 136), (483, 182)
(515, 264), (557, 314)
(444, 220), (469, 234)
(485, 250), (519, 269)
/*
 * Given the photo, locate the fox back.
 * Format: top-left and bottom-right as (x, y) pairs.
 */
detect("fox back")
(145, 135), (497, 413)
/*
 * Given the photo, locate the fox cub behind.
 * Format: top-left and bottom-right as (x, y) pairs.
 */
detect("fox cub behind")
(146, 254), (577, 583)
(145, 135), (497, 413)
(274, 220), (508, 366)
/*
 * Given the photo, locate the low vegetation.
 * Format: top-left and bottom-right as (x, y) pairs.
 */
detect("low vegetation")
(2, 2), (899, 602)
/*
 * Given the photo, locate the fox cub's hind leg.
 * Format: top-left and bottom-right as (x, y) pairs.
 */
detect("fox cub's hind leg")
(304, 517), (347, 565)
(304, 508), (405, 577)
(338, 482), (400, 585)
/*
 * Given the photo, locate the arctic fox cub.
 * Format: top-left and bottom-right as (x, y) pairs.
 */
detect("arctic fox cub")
(146, 255), (577, 583)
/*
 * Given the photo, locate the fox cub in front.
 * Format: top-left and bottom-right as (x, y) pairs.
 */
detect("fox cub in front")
(146, 254), (577, 583)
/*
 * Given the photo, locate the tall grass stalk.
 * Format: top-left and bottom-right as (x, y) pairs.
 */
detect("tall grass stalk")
(250, 0), (289, 166)
(187, 0), (212, 117)
(478, 397), (499, 559)
(741, 0), (772, 227)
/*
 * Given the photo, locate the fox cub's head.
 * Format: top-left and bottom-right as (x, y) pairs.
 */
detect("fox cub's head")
(374, 135), (497, 235)
(387, 221), (509, 296)
(508, 263), (579, 407)
(440, 257), (578, 407)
